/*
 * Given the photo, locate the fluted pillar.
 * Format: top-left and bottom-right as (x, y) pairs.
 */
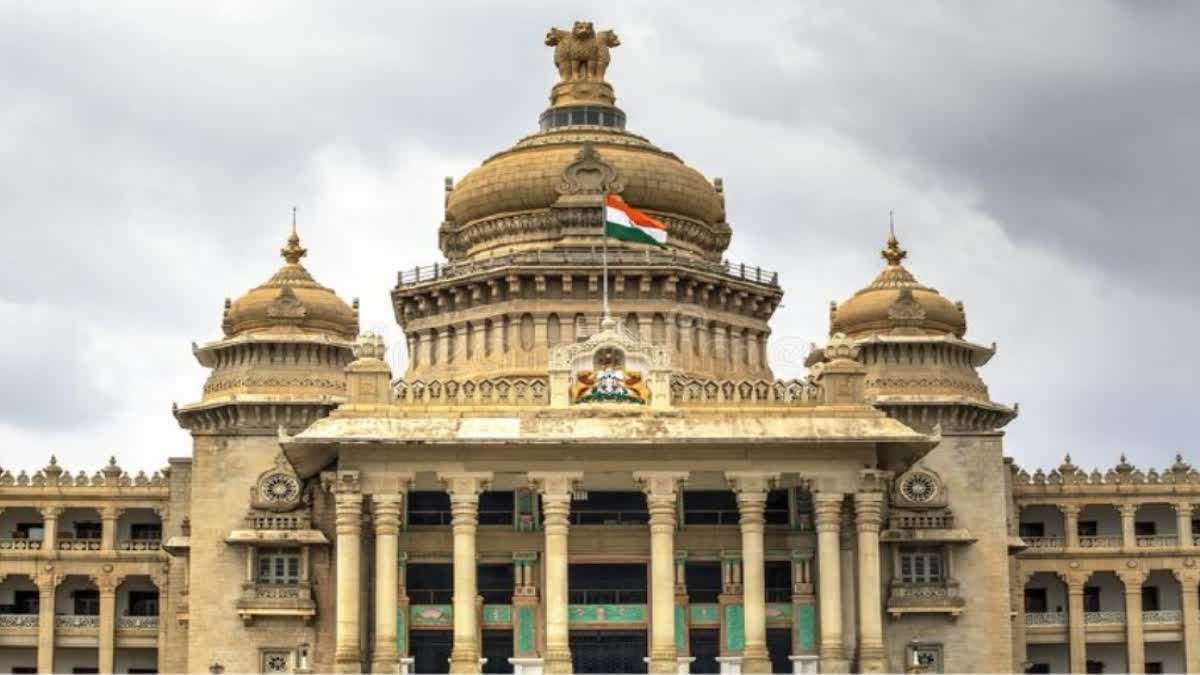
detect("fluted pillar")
(727, 472), (779, 674)
(635, 471), (688, 674)
(372, 494), (405, 674)
(36, 573), (57, 674)
(97, 574), (119, 674)
(334, 474), (365, 673)
(1118, 569), (1148, 674)
(530, 472), (583, 674)
(440, 472), (493, 674)
(854, 490), (885, 673)
(1065, 572), (1089, 674)
(1174, 570), (1200, 673)
(813, 492), (848, 674)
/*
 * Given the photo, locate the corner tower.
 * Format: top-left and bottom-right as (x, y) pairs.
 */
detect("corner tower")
(393, 21), (782, 383)
(173, 225), (358, 673)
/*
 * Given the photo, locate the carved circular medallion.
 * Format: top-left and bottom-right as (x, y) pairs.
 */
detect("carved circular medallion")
(900, 473), (938, 503)
(260, 474), (300, 504)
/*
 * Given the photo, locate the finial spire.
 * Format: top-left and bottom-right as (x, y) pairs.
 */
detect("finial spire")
(882, 213), (907, 266)
(281, 207), (307, 265)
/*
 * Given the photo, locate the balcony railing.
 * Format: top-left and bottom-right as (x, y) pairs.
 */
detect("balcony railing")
(118, 539), (162, 551)
(0, 614), (38, 628)
(396, 251), (780, 288)
(886, 581), (966, 615)
(1136, 535), (1178, 548)
(58, 537), (101, 551)
(1078, 535), (1122, 548)
(0, 538), (42, 550)
(1023, 536), (1065, 549)
(55, 615), (100, 628)
(1025, 612), (1067, 626)
(116, 616), (159, 630)
(1084, 611), (1125, 625)
(1143, 609), (1183, 624)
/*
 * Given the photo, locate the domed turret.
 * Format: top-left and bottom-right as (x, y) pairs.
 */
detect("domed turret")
(175, 220), (360, 433)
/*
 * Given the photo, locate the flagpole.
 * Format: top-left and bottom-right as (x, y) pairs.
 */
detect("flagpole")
(602, 202), (611, 323)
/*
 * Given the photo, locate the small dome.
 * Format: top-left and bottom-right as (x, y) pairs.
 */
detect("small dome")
(222, 229), (359, 340)
(831, 233), (965, 338)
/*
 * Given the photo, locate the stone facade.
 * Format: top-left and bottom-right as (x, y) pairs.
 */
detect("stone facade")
(0, 20), (1191, 675)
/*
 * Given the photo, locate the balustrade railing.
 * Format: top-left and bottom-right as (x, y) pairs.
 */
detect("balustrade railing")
(119, 539), (162, 551)
(1136, 535), (1178, 548)
(396, 251), (780, 288)
(57, 537), (101, 551)
(1084, 611), (1125, 625)
(1078, 535), (1122, 548)
(1023, 536), (1065, 549)
(116, 616), (159, 630)
(1143, 609), (1183, 624)
(0, 538), (42, 550)
(1025, 612), (1067, 626)
(0, 614), (38, 628)
(55, 615), (100, 628)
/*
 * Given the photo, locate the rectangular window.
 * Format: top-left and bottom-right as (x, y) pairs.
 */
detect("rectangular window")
(897, 547), (945, 584)
(1142, 586), (1160, 612)
(128, 590), (159, 617)
(15, 523), (43, 540)
(74, 521), (102, 539)
(14, 590), (39, 614)
(130, 524), (162, 540)
(1135, 521), (1156, 537)
(1083, 586), (1101, 612)
(1018, 522), (1045, 538)
(1024, 588), (1048, 613)
(478, 491), (514, 526)
(407, 491), (452, 526)
(73, 590), (100, 616)
(685, 562), (722, 603)
(256, 548), (302, 584)
(764, 561), (792, 602)
(1077, 521), (1098, 537)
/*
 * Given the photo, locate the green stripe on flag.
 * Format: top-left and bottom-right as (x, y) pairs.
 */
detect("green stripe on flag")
(605, 221), (665, 247)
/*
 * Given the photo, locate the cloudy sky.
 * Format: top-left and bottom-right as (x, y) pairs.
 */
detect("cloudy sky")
(2, 2), (1196, 474)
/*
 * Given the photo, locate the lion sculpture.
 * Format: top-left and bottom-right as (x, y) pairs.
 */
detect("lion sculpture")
(545, 21), (620, 82)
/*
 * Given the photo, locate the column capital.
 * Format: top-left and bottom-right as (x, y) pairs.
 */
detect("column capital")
(92, 573), (124, 594)
(633, 471), (688, 503)
(323, 469), (362, 496)
(1173, 568), (1200, 587)
(1059, 503), (1081, 517)
(853, 491), (884, 532)
(528, 471), (583, 501)
(36, 573), (60, 592)
(372, 494), (404, 534)
(813, 492), (844, 533)
(1117, 568), (1149, 588)
(1173, 501), (1195, 516)
(725, 471), (780, 496)
(100, 504), (123, 520)
(39, 505), (63, 519)
(438, 471), (494, 501)
(1062, 570), (1093, 591)
(1119, 502), (1139, 517)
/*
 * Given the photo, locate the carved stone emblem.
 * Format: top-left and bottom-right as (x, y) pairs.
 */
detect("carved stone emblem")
(267, 286), (307, 319)
(556, 143), (623, 197)
(545, 22), (620, 82)
(887, 287), (927, 322)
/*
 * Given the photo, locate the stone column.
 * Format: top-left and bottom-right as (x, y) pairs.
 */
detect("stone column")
(36, 573), (57, 674)
(530, 472), (582, 674)
(97, 574), (120, 674)
(40, 506), (61, 553)
(1065, 571), (1089, 674)
(677, 316), (694, 373)
(1174, 570), (1200, 674)
(813, 492), (848, 673)
(101, 505), (120, 551)
(1061, 504), (1080, 550)
(1118, 569), (1148, 674)
(372, 494), (405, 674)
(1174, 502), (1194, 548)
(1120, 503), (1138, 551)
(853, 489), (885, 673)
(440, 472), (493, 674)
(727, 472), (779, 674)
(334, 474), (365, 673)
(155, 577), (169, 664)
(636, 471), (688, 674)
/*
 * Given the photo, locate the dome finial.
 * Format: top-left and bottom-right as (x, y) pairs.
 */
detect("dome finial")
(281, 206), (307, 265)
(882, 211), (907, 266)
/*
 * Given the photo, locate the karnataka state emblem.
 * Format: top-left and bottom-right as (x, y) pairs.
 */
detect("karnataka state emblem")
(571, 347), (649, 404)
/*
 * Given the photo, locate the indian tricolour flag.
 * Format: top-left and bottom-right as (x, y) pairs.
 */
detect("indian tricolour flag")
(605, 194), (667, 247)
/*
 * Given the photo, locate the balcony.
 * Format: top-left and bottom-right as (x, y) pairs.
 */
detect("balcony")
(885, 580), (966, 617)
(236, 582), (316, 625)
(0, 614), (38, 629)
(1026, 612), (1067, 626)
(118, 539), (162, 552)
(116, 616), (159, 630)
(1143, 609), (1183, 624)
(1023, 536), (1065, 550)
(1078, 535), (1122, 549)
(1136, 535), (1178, 548)
(55, 614), (100, 628)
(57, 537), (101, 551)
(0, 538), (41, 551)
(1085, 611), (1125, 625)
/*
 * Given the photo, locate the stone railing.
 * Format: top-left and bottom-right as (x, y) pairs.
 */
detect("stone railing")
(1084, 611), (1125, 625)
(1023, 536), (1065, 549)
(1143, 609), (1183, 624)
(1136, 535), (1178, 548)
(119, 539), (162, 551)
(1012, 455), (1200, 489)
(58, 537), (101, 551)
(886, 581), (965, 612)
(0, 614), (38, 628)
(254, 585), (305, 600)
(1078, 535), (1122, 549)
(396, 250), (780, 288)
(116, 616), (159, 630)
(0, 538), (42, 551)
(393, 377), (549, 406)
(56, 615), (100, 628)
(670, 376), (822, 406)
(0, 458), (168, 489)
(248, 511), (312, 530)
(1025, 612), (1067, 626)
(889, 509), (955, 530)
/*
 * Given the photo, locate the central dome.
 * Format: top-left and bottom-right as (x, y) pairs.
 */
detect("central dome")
(438, 22), (731, 262)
